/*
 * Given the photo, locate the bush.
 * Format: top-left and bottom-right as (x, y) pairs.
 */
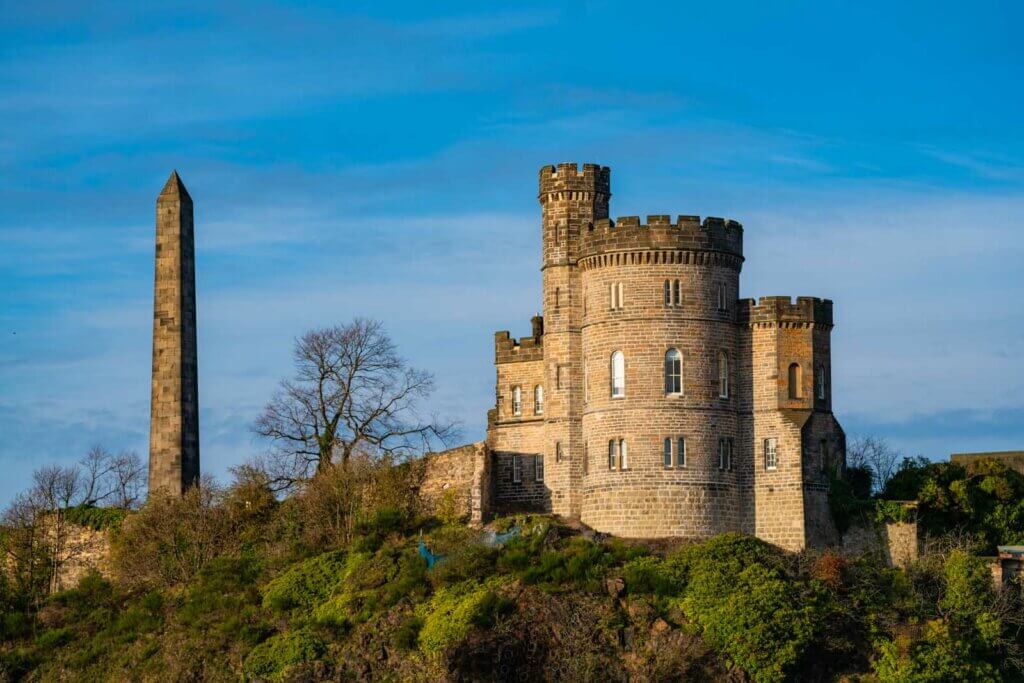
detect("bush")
(242, 629), (326, 681)
(622, 555), (683, 598)
(668, 535), (820, 683)
(61, 505), (128, 531)
(416, 579), (507, 654)
(874, 620), (999, 682)
(393, 615), (424, 650)
(261, 549), (348, 613)
(110, 482), (235, 588)
(432, 543), (498, 586)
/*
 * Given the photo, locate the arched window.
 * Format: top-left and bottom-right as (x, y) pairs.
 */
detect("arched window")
(512, 385), (522, 415)
(816, 365), (826, 400)
(788, 363), (802, 399)
(673, 280), (681, 306)
(534, 385), (544, 414)
(664, 280), (671, 306)
(664, 348), (682, 394)
(718, 351), (729, 399)
(610, 351), (625, 397)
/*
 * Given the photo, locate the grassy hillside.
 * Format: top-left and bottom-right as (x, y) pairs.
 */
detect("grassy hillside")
(2, 457), (1023, 682)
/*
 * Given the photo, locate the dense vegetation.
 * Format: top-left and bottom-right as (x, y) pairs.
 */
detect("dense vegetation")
(2, 455), (1022, 682)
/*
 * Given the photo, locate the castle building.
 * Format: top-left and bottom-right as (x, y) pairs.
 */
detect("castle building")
(485, 163), (845, 551)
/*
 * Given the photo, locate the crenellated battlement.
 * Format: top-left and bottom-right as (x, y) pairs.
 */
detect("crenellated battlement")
(494, 330), (544, 364)
(579, 214), (743, 260)
(539, 162), (611, 198)
(738, 296), (833, 328)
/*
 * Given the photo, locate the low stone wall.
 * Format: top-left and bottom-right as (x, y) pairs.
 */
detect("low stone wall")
(52, 522), (112, 591)
(415, 441), (489, 525)
(841, 508), (919, 568)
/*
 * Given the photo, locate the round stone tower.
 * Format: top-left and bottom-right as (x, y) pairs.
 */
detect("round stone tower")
(538, 163), (610, 517)
(578, 213), (745, 537)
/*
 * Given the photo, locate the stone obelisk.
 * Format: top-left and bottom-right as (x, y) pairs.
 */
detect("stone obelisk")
(148, 171), (200, 496)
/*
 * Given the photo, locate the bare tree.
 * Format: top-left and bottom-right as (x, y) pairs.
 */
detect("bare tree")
(76, 446), (146, 509)
(848, 435), (902, 493)
(254, 318), (457, 490)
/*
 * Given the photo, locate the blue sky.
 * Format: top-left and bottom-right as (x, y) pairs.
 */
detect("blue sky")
(1, 1), (1022, 506)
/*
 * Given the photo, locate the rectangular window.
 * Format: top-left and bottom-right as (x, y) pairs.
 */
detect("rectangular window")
(663, 438), (672, 468)
(554, 287), (560, 311)
(512, 455), (522, 483)
(583, 362), (589, 403)
(619, 439), (628, 470)
(673, 280), (681, 306)
(764, 437), (778, 470)
(717, 283), (728, 312)
(677, 437), (686, 467)
(535, 455), (544, 482)
(555, 441), (563, 463)
(820, 439), (829, 472)
(718, 438), (732, 470)
(556, 365), (565, 390)
(664, 280), (671, 306)
(718, 352), (729, 399)
(583, 443), (589, 475)
(610, 282), (624, 310)
(512, 386), (522, 416)
(618, 282), (624, 309)
(608, 440), (616, 470)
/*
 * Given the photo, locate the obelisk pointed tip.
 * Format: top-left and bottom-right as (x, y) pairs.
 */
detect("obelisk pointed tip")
(159, 170), (192, 202)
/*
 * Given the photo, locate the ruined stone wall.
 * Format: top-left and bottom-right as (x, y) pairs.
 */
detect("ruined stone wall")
(417, 442), (488, 523)
(842, 512), (919, 568)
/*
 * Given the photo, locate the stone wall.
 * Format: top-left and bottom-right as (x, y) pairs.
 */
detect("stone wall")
(417, 442), (489, 524)
(841, 507), (919, 568)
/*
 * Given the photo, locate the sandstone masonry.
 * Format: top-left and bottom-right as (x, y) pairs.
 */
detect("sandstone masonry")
(149, 172), (200, 496)
(481, 163), (846, 551)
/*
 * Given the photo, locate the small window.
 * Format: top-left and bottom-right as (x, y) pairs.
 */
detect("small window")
(764, 437), (778, 470)
(556, 365), (564, 390)
(583, 442), (589, 475)
(511, 386), (522, 415)
(820, 439), (829, 472)
(535, 455), (544, 482)
(608, 440), (616, 470)
(718, 351), (729, 399)
(665, 348), (682, 394)
(619, 439), (628, 470)
(677, 437), (686, 467)
(585, 362), (591, 402)
(610, 282), (624, 310)
(717, 283), (728, 312)
(718, 437), (733, 470)
(611, 351), (625, 397)
(664, 280), (671, 306)
(816, 365), (826, 400)
(554, 287), (561, 311)
(663, 438), (672, 468)
(534, 385), (544, 415)
(673, 280), (681, 306)
(555, 441), (563, 463)
(512, 455), (522, 483)
(788, 363), (802, 400)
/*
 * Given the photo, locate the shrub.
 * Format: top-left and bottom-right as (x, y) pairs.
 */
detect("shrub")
(416, 579), (507, 654)
(35, 627), (73, 649)
(110, 481), (235, 588)
(874, 620), (999, 682)
(393, 616), (424, 650)
(670, 535), (819, 683)
(622, 555), (685, 598)
(242, 629), (326, 681)
(432, 543), (498, 586)
(61, 505), (128, 531)
(261, 549), (348, 613)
